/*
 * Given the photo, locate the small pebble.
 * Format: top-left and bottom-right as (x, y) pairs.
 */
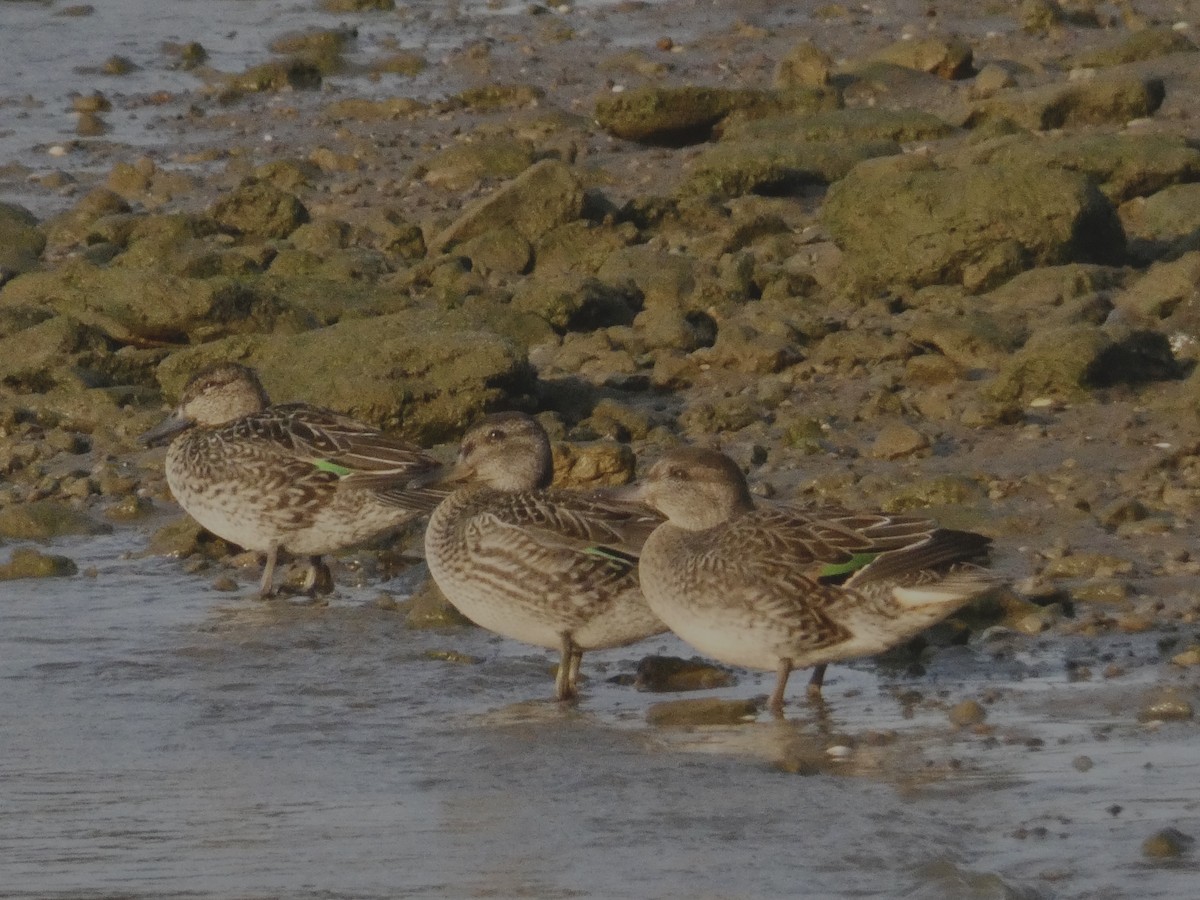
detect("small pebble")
(211, 575), (239, 592)
(948, 699), (987, 727)
(1072, 755), (1094, 772)
(1143, 827), (1194, 859)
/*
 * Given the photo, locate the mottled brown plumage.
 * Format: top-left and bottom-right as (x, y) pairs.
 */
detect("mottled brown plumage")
(424, 412), (666, 701)
(140, 362), (442, 597)
(622, 447), (995, 712)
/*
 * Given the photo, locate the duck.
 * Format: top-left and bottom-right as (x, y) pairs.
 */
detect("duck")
(619, 447), (995, 712)
(424, 411), (667, 701)
(140, 362), (442, 597)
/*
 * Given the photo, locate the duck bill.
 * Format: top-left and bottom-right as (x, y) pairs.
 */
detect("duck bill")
(138, 412), (193, 447)
(408, 459), (475, 490)
(603, 481), (651, 505)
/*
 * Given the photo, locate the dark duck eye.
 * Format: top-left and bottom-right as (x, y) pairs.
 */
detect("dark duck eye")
(487, 428), (505, 442)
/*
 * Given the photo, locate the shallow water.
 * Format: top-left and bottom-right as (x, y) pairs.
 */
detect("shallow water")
(3, 531), (1200, 899)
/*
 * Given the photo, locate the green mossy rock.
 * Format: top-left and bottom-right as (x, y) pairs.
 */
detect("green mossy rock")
(595, 85), (840, 145)
(1073, 27), (1197, 68)
(0, 547), (78, 580)
(722, 107), (956, 144)
(869, 35), (974, 79)
(679, 138), (900, 199)
(430, 160), (584, 252)
(510, 274), (638, 332)
(1120, 184), (1200, 261)
(419, 137), (536, 191)
(154, 310), (534, 443)
(0, 203), (45, 282)
(0, 500), (112, 540)
(209, 179), (309, 240)
(964, 132), (1200, 204)
(965, 76), (1165, 131)
(823, 158), (1125, 291)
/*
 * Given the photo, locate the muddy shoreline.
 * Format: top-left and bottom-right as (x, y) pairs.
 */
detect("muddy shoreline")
(3, 0), (1200, 891)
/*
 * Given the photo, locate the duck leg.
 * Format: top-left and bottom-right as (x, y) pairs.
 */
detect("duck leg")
(567, 644), (584, 697)
(555, 633), (581, 702)
(258, 547), (279, 598)
(768, 657), (793, 715)
(806, 663), (828, 699)
(301, 555), (333, 596)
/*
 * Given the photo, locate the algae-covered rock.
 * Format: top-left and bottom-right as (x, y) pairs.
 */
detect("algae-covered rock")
(634, 656), (737, 692)
(209, 178), (309, 240)
(267, 28), (353, 74)
(680, 138), (899, 199)
(430, 159), (583, 252)
(154, 310), (533, 443)
(1120, 184), (1200, 261)
(0, 315), (112, 388)
(42, 188), (131, 252)
(823, 158), (1125, 290)
(0, 262), (311, 345)
(869, 35), (974, 79)
(595, 85), (840, 145)
(964, 132), (1200, 204)
(551, 439), (636, 488)
(985, 325), (1177, 403)
(533, 221), (639, 277)
(722, 107), (956, 144)
(0, 500), (112, 540)
(510, 274), (639, 332)
(319, 0), (393, 9)
(453, 83), (545, 111)
(965, 76), (1165, 131)
(403, 575), (473, 628)
(1113, 252), (1200, 326)
(1073, 27), (1197, 68)
(457, 228), (532, 277)
(0, 547), (78, 580)
(774, 40), (832, 88)
(232, 59), (322, 93)
(419, 137), (536, 191)
(0, 203), (46, 283)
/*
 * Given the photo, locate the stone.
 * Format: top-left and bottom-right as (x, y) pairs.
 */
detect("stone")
(1136, 689), (1194, 723)
(823, 158), (1125, 291)
(965, 76), (1165, 131)
(419, 137), (536, 191)
(430, 159), (583, 252)
(870, 35), (974, 80)
(870, 421), (930, 459)
(594, 85), (840, 145)
(634, 656), (737, 692)
(774, 41), (832, 88)
(403, 576), (474, 628)
(1073, 27), (1197, 68)
(0, 203), (46, 282)
(948, 699), (987, 727)
(209, 179), (309, 240)
(153, 309), (534, 444)
(722, 107), (956, 144)
(1120, 184), (1200, 262)
(0, 500), (112, 540)
(679, 139), (900, 200)
(1143, 828), (1194, 860)
(550, 440), (636, 489)
(0, 547), (78, 580)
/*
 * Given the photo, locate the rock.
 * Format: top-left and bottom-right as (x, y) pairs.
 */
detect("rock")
(0, 203), (46, 283)
(403, 576), (473, 628)
(963, 133), (1200, 205)
(0, 262), (309, 346)
(209, 179), (309, 240)
(533, 221), (639, 277)
(0, 500), (112, 540)
(774, 41), (832, 88)
(970, 63), (1017, 99)
(870, 421), (930, 459)
(42, 188), (131, 252)
(722, 107), (956, 144)
(985, 326), (1177, 403)
(965, 76), (1165, 131)
(823, 158), (1125, 291)
(232, 59), (322, 93)
(1143, 828), (1194, 860)
(1019, 0), (1065, 33)
(0, 547), (78, 580)
(153, 309), (533, 443)
(419, 137), (536, 191)
(267, 27), (353, 74)
(679, 139), (900, 200)
(1136, 689), (1194, 723)
(510, 274), (639, 332)
(453, 83), (545, 111)
(948, 699), (987, 727)
(551, 440), (636, 488)
(634, 656), (737, 692)
(1170, 647), (1200, 667)
(870, 35), (973, 80)
(1113, 252), (1200, 325)
(458, 228), (533, 277)
(1120, 183), (1200, 262)
(646, 697), (760, 727)
(318, 0), (393, 10)
(430, 159), (583, 252)
(594, 85), (840, 145)
(1073, 27), (1197, 68)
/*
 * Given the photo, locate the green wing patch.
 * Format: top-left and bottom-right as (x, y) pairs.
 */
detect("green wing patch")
(313, 458), (353, 477)
(819, 552), (878, 579)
